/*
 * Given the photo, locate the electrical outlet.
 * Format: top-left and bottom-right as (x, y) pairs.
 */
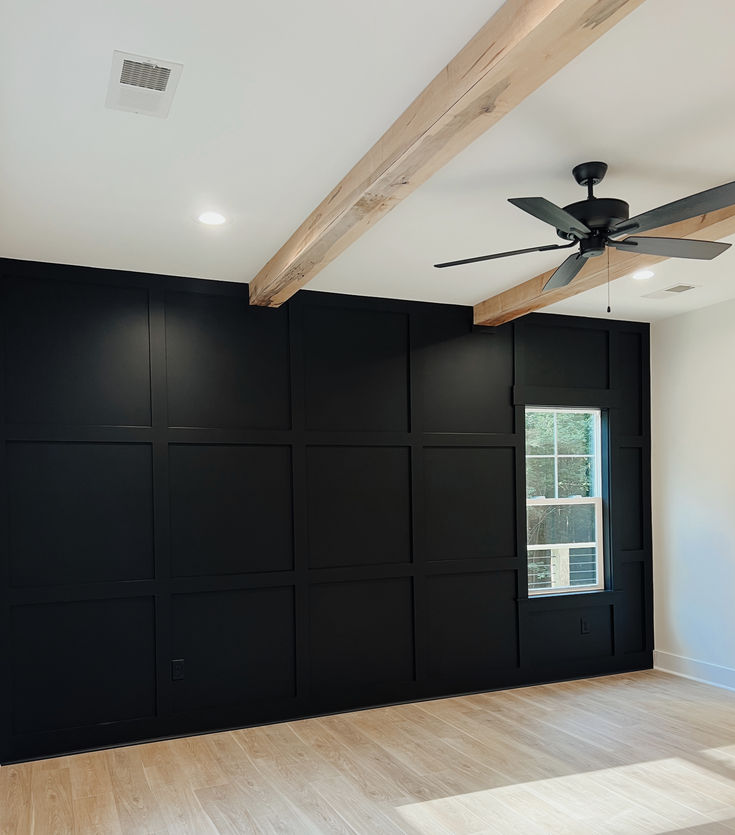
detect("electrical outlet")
(171, 658), (185, 681)
(580, 617), (590, 636)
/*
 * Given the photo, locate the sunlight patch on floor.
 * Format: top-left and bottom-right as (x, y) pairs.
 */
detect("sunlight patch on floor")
(394, 755), (735, 834)
(702, 744), (735, 769)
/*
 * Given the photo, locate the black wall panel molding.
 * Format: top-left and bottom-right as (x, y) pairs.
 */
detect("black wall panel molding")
(615, 447), (645, 552)
(515, 319), (610, 390)
(171, 586), (297, 712)
(5, 277), (152, 428)
(423, 446), (516, 561)
(305, 445), (412, 569)
(11, 597), (156, 735)
(0, 258), (652, 762)
(413, 308), (514, 434)
(309, 577), (416, 693)
(302, 305), (410, 432)
(425, 570), (519, 684)
(512, 386), (622, 409)
(165, 291), (291, 431)
(7, 441), (154, 587)
(524, 604), (614, 665)
(169, 443), (294, 577)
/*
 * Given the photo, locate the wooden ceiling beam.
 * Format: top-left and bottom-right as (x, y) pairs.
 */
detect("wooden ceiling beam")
(248, 0), (646, 307)
(473, 207), (735, 325)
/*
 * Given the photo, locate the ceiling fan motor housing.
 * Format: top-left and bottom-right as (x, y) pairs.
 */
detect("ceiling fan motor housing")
(556, 197), (630, 243)
(579, 233), (606, 258)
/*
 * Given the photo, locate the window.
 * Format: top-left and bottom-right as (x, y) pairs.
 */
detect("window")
(526, 407), (604, 595)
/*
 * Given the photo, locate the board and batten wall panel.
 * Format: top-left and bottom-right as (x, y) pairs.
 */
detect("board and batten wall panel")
(0, 259), (652, 762)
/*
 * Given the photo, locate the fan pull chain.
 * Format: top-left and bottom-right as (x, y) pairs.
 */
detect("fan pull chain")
(606, 247), (611, 314)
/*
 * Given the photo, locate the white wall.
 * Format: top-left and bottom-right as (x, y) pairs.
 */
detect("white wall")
(652, 298), (735, 690)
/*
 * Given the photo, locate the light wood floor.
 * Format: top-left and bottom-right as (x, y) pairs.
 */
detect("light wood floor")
(3, 670), (735, 834)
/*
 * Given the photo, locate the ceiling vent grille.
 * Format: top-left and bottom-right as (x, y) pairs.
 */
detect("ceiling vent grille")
(643, 284), (698, 300)
(120, 59), (171, 92)
(106, 51), (183, 118)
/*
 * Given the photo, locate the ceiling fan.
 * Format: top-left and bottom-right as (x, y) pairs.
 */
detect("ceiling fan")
(434, 162), (735, 292)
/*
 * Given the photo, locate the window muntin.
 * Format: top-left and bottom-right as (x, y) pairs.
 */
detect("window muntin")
(526, 408), (604, 595)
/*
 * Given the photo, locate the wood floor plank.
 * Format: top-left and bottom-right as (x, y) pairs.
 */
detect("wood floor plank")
(193, 781), (265, 834)
(214, 773), (325, 835)
(471, 783), (589, 834)
(105, 745), (168, 834)
(416, 699), (571, 783)
(200, 731), (257, 781)
(586, 767), (713, 830)
(30, 762), (74, 835)
(68, 750), (114, 800)
(316, 713), (449, 803)
(310, 775), (411, 835)
(152, 782), (219, 835)
(250, 773), (356, 835)
(398, 788), (545, 835)
(347, 709), (450, 777)
(0, 764), (32, 834)
(73, 791), (123, 835)
(174, 735), (229, 791)
(289, 718), (402, 803)
(248, 722), (342, 788)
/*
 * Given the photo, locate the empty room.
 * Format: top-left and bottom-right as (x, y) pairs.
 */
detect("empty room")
(2, 0), (735, 832)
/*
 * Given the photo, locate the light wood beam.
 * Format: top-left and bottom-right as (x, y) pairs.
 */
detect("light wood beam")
(248, 0), (646, 307)
(473, 206), (735, 326)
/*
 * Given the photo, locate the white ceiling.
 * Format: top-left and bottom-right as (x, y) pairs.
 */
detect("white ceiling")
(1, 0), (734, 322)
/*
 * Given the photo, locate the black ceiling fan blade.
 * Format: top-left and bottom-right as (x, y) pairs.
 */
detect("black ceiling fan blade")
(508, 197), (591, 238)
(609, 236), (731, 260)
(542, 252), (586, 292)
(610, 180), (735, 237)
(434, 241), (575, 269)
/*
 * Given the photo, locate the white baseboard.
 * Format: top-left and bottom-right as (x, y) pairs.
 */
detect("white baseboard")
(654, 650), (735, 692)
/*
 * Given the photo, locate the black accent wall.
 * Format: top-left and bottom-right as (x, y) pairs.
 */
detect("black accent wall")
(0, 259), (653, 763)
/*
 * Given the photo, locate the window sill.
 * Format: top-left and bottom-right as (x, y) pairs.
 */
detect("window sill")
(528, 586), (605, 599)
(519, 589), (619, 610)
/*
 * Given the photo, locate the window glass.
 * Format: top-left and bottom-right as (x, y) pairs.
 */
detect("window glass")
(525, 411), (555, 455)
(526, 457), (555, 499)
(557, 456), (594, 498)
(527, 503), (596, 546)
(556, 411), (594, 455)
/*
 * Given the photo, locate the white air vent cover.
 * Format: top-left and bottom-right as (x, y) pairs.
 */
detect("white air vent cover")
(643, 284), (698, 300)
(106, 51), (183, 118)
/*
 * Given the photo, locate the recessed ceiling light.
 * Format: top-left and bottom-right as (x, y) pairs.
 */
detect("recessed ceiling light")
(198, 211), (226, 226)
(632, 269), (654, 280)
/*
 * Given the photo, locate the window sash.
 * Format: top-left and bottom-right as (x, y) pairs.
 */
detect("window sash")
(527, 496), (604, 595)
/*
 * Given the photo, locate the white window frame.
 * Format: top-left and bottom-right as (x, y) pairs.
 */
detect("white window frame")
(526, 407), (604, 596)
